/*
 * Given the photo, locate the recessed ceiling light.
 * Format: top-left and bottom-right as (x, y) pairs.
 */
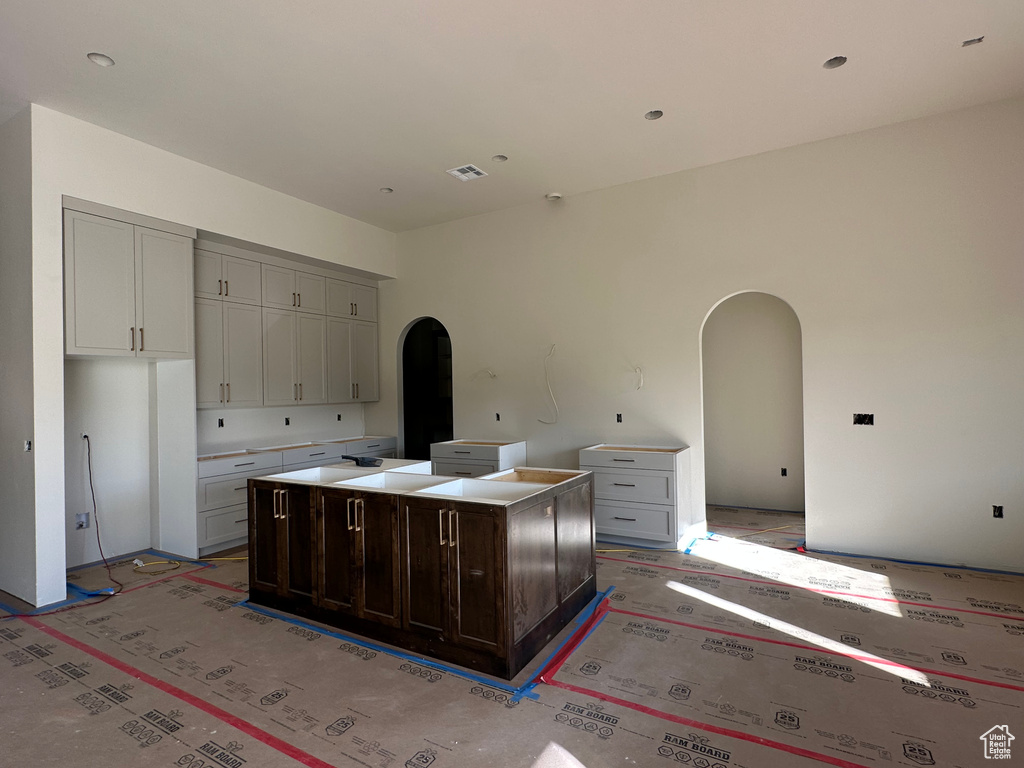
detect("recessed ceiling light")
(379, 187), (393, 194)
(962, 36), (984, 47)
(491, 154), (508, 163)
(87, 52), (115, 67)
(645, 110), (664, 121)
(823, 56), (847, 69)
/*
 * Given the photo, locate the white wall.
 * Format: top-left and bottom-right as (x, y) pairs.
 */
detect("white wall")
(370, 96), (1024, 572)
(64, 359), (152, 567)
(196, 403), (365, 455)
(702, 292), (804, 512)
(10, 105), (397, 606)
(0, 108), (39, 603)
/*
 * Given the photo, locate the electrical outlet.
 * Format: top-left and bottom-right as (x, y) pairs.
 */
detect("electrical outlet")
(853, 413), (874, 425)
(75, 512), (90, 529)
(781, 468), (787, 477)
(993, 505), (1004, 519)
(616, 414), (622, 423)
(285, 417), (290, 426)
(217, 418), (224, 428)
(337, 414), (342, 421)
(495, 413), (500, 421)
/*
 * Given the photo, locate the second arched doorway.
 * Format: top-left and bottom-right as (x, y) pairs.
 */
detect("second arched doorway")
(401, 317), (454, 460)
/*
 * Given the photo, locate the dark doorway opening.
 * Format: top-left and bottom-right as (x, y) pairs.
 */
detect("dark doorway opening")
(402, 318), (453, 459)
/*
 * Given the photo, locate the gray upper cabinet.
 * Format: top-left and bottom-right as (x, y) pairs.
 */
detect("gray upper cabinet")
(326, 277), (377, 322)
(65, 209), (193, 359)
(262, 264), (326, 314)
(195, 249), (262, 305)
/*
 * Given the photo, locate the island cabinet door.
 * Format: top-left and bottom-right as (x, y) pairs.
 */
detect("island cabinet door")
(356, 492), (402, 627)
(249, 480), (283, 595)
(448, 503), (505, 655)
(282, 484), (317, 605)
(401, 498), (451, 636)
(317, 489), (358, 615)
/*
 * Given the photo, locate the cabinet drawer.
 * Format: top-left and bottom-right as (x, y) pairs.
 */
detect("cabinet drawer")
(332, 436), (397, 456)
(595, 502), (673, 542)
(198, 475), (252, 512)
(432, 459), (497, 478)
(431, 441), (503, 461)
(198, 504), (249, 549)
(579, 445), (681, 472)
(198, 450), (282, 479)
(254, 443), (347, 467)
(593, 468), (674, 505)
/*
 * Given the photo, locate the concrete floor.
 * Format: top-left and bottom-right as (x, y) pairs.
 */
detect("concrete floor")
(2, 507), (1021, 768)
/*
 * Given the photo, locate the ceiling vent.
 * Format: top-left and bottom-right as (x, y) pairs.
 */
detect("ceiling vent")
(446, 164), (488, 181)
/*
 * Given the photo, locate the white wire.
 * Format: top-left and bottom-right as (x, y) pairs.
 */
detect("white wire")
(635, 366), (644, 390)
(538, 344), (559, 424)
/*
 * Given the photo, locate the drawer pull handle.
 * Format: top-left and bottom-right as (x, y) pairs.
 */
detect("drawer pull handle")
(613, 516), (637, 521)
(454, 472), (472, 476)
(346, 498), (354, 531)
(233, 486), (247, 491)
(612, 458), (635, 462)
(612, 482), (636, 487)
(233, 461), (255, 467)
(449, 509), (457, 548)
(310, 451), (326, 457)
(367, 444), (380, 448)
(438, 509), (446, 546)
(454, 450), (471, 454)
(234, 518), (247, 524)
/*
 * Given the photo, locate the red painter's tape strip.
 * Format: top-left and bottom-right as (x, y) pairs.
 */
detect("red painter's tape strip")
(119, 566), (208, 594)
(536, 600), (611, 681)
(180, 573), (247, 593)
(21, 617), (337, 768)
(598, 554), (1024, 621)
(541, 676), (871, 768)
(607, 607), (1024, 693)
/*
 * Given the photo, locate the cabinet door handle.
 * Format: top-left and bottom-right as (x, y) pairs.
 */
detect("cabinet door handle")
(130, 327), (135, 351)
(353, 303), (358, 317)
(218, 279), (223, 296)
(612, 458), (635, 462)
(356, 499), (364, 533)
(283, 491), (289, 520)
(272, 489), (280, 519)
(220, 383), (224, 403)
(139, 328), (144, 352)
(351, 383), (355, 400)
(293, 383), (298, 400)
(346, 498), (354, 531)
(613, 516), (637, 521)
(224, 280), (229, 296)
(448, 509), (457, 548)
(297, 292), (301, 307)
(612, 482), (636, 487)
(299, 382), (303, 401)
(226, 382), (230, 402)
(350, 302), (355, 316)
(438, 509), (446, 546)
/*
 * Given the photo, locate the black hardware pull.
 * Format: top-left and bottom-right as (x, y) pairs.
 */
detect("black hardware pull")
(613, 516), (637, 522)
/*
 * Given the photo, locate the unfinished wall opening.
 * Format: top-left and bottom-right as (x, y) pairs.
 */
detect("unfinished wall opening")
(400, 317), (453, 459)
(701, 292), (805, 519)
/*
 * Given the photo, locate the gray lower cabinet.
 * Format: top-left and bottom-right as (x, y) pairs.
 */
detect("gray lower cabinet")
(197, 450), (282, 553)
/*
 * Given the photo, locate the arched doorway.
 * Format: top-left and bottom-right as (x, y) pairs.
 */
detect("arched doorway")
(701, 292), (804, 517)
(401, 318), (453, 460)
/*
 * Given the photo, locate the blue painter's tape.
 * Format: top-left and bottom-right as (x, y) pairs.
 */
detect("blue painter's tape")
(805, 547), (1024, 577)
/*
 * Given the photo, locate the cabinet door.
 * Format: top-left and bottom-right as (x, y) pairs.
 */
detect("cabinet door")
(326, 317), (353, 403)
(350, 284), (377, 322)
(351, 321), (379, 401)
(223, 303), (264, 407)
(402, 499), (450, 636)
(222, 256), (262, 305)
(194, 249), (224, 299)
(135, 226), (193, 359)
(249, 481), (282, 595)
(64, 210), (136, 356)
(448, 504), (503, 653)
(296, 313), (327, 404)
(325, 278), (352, 317)
(295, 272), (326, 314)
(283, 485), (317, 603)
(262, 264), (296, 309)
(195, 298), (225, 407)
(317, 490), (358, 614)
(262, 308), (297, 406)
(357, 493), (401, 627)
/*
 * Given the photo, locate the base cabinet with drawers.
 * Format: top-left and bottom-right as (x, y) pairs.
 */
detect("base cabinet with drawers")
(579, 444), (691, 547)
(430, 439), (527, 478)
(197, 450), (283, 554)
(248, 470), (595, 679)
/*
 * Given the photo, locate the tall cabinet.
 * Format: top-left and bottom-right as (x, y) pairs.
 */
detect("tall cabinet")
(64, 209), (194, 358)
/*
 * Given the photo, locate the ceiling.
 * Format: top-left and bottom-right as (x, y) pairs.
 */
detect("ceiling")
(1, 1), (1022, 233)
